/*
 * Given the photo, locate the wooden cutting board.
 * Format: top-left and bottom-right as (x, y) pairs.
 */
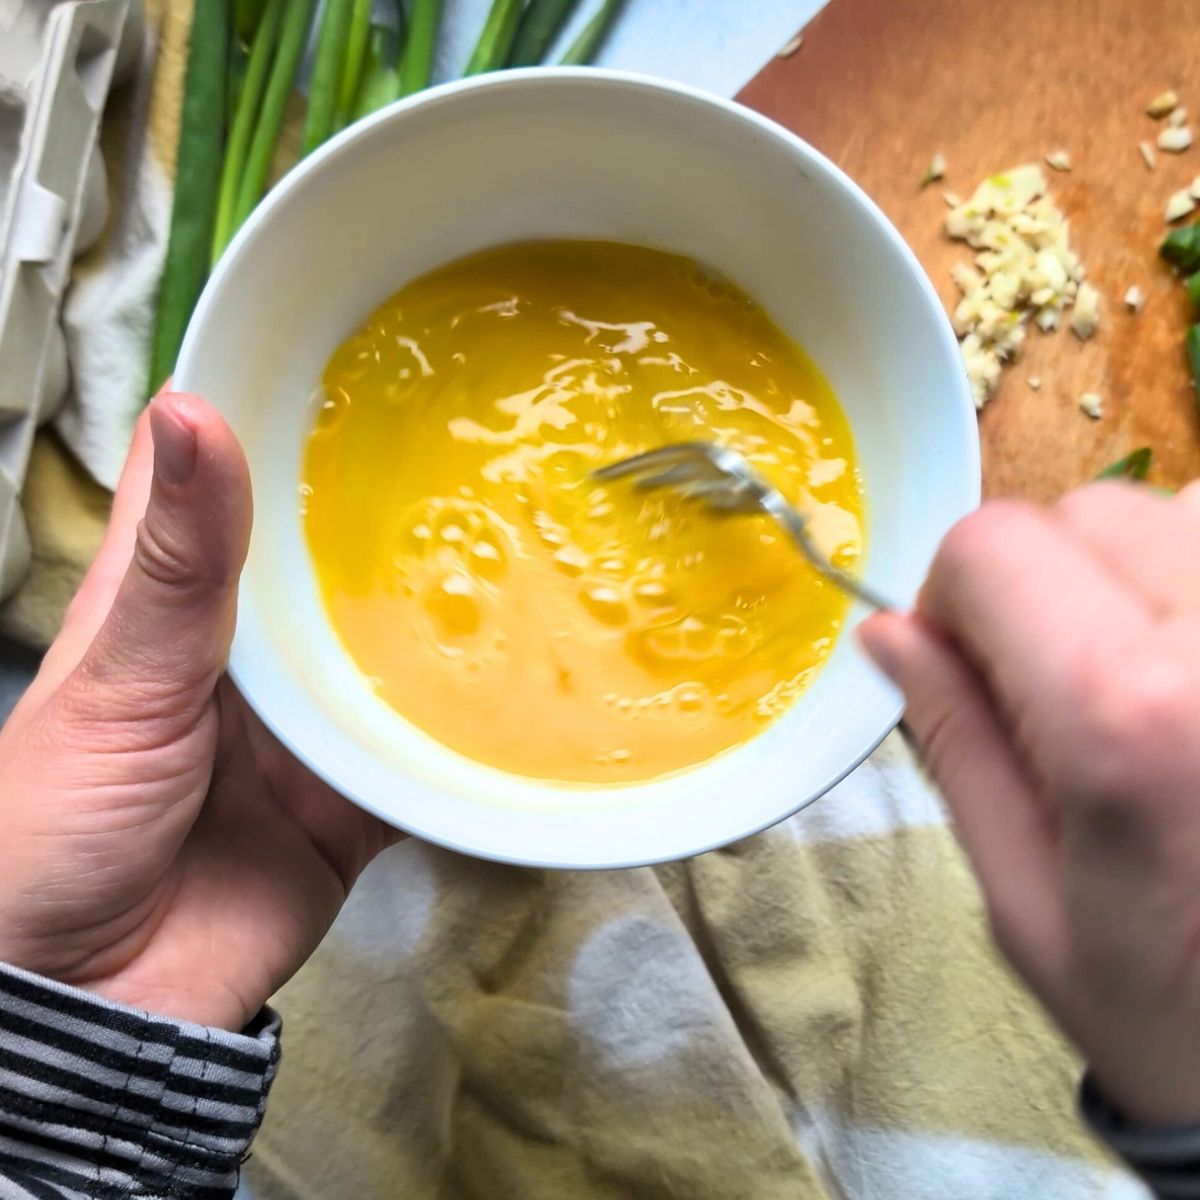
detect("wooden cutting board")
(737, 0), (1200, 500)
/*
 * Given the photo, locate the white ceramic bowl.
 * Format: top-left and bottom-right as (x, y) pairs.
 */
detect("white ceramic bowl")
(175, 69), (978, 869)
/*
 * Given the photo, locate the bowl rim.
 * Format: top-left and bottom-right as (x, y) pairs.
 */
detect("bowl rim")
(177, 67), (980, 868)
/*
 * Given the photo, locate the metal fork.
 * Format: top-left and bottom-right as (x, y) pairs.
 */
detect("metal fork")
(592, 441), (894, 611)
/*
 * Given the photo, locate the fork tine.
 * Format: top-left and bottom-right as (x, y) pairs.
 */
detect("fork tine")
(592, 441), (726, 480)
(633, 462), (709, 490)
(693, 485), (757, 510)
(593, 440), (894, 610)
(591, 444), (694, 481)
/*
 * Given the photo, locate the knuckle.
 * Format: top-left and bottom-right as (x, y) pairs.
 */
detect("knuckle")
(912, 701), (958, 783)
(1067, 653), (1189, 802)
(56, 654), (211, 749)
(1054, 481), (1166, 537)
(933, 501), (1040, 584)
(1052, 485), (1105, 527)
(133, 515), (195, 589)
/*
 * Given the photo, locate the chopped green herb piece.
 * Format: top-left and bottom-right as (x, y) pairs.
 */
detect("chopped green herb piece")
(1096, 448), (1153, 481)
(1188, 324), (1200, 405)
(1161, 223), (1200, 273)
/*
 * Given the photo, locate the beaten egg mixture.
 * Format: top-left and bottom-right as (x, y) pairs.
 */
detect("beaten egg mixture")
(302, 241), (864, 783)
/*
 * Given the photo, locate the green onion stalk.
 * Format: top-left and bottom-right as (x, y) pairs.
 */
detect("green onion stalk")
(230, 0), (316, 232)
(235, 0), (268, 42)
(302, 0), (355, 155)
(212, 0), (285, 265)
(226, 37), (249, 123)
(148, 0), (230, 394)
(400, 0), (446, 96)
(350, 3), (406, 122)
(508, 0), (579, 66)
(336, 0), (376, 127)
(465, 0), (525, 75)
(560, 0), (626, 65)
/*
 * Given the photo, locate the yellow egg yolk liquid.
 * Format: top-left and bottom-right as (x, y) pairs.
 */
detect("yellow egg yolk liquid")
(303, 241), (864, 784)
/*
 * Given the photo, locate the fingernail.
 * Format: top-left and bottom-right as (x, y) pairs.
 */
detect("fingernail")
(149, 398), (197, 486)
(856, 617), (901, 683)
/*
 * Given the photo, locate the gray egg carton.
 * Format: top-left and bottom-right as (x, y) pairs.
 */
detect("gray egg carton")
(0, 0), (139, 601)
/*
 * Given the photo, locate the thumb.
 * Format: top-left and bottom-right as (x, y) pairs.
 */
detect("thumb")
(857, 611), (1066, 986)
(67, 393), (252, 734)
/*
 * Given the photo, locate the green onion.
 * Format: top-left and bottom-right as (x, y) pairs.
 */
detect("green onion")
(1161, 227), (1200, 415)
(212, 0), (285, 265)
(232, 0), (315, 231)
(303, 0), (354, 155)
(399, 0), (445, 96)
(1189, 324), (1200, 404)
(1161, 223), (1200, 273)
(1186, 271), (1200, 314)
(1096, 447), (1152, 481)
(560, 0), (626, 65)
(235, 0), (268, 42)
(148, 0), (230, 394)
(465, 0), (525, 75)
(336, 0), (375, 127)
(350, 4), (406, 121)
(226, 37), (249, 124)
(509, 0), (580, 66)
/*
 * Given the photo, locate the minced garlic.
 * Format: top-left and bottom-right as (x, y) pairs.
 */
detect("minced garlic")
(1148, 90), (1180, 118)
(1140, 141), (1158, 170)
(1079, 392), (1103, 419)
(945, 164), (1091, 406)
(1124, 285), (1144, 311)
(1158, 126), (1193, 153)
(1070, 282), (1101, 339)
(1166, 189), (1197, 223)
(921, 153), (947, 188)
(1045, 150), (1072, 172)
(1169, 106), (1189, 129)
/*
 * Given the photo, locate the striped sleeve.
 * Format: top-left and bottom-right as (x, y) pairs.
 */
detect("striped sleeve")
(0, 961), (280, 1200)
(1081, 1073), (1200, 1199)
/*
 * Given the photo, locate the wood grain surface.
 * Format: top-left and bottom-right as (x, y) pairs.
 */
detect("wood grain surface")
(737, 0), (1200, 499)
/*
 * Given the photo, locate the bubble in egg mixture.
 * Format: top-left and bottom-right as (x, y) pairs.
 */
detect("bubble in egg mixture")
(580, 582), (630, 628)
(424, 573), (481, 639)
(470, 536), (506, 582)
(302, 240), (863, 783)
